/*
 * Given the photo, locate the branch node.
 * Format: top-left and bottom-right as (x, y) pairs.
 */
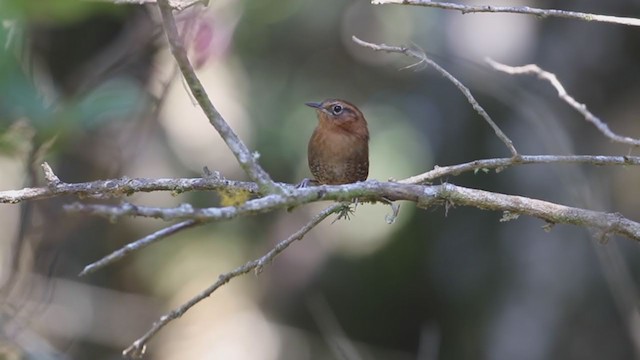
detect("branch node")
(500, 211), (520, 222)
(122, 340), (146, 359)
(444, 199), (454, 216)
(595, 230), (611, 244)
(41, 162), (61, 187)
(333, 202), (356, 223)
(202, 166), (223, 180)
(254, 260), (266, 275)
(385, 202), (401, 224)
(542, 222), (555, 232)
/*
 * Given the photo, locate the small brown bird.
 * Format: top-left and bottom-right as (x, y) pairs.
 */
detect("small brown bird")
(305, 99), (369, 185)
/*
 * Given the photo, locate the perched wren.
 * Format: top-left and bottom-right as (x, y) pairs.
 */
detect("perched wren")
(305, 99), (369, 185)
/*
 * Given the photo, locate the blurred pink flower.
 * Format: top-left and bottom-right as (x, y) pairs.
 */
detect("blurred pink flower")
(179, 6), (239, 68)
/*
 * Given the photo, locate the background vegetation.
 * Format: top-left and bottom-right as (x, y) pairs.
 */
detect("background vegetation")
(1, 0), (640, 359)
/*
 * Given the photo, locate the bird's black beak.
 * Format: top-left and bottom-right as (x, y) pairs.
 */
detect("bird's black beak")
(305, 101), (322, 109)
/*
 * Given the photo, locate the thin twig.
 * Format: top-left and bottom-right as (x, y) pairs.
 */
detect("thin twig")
(399, 155), (640, 184)
(156, 0), (281, 194)
(486, 59), (640, 147)
(352, 36), (519, 157)
(122, 203), (342, 359)
(79, 220), (200, 276)
(307, 294), (364, 360)
(42, 162), (60, 186)
(4, 155), (640, 203)
(372, 0), (640, 27)
(90, 0), (207, 11)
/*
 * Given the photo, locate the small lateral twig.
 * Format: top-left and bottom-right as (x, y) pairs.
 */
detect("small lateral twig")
(486, 59), (640, 147)
(121, 203), (342, 359)
(79, 220), (200, 276)
(352, 36), (519, 158)
(372, 0), (640, 28)
(399, 154), (640, 184)
(156, 0), (281, 194)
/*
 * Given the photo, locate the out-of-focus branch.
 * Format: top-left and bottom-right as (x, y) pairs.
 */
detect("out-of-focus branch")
(372, 0), (640, 27)
(486, 59), (640, 147)
(121, 203), (342, 359)
(65, 181), (640, 242)
(90, 0), (207, 11)
(156, 0), (281, 194)
(79, 220), (200, 276)
(352, 36), (519, 157)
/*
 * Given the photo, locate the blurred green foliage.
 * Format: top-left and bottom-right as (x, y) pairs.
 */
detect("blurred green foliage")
(0, 0), (116, 23)
(0, 37), (146, 154)
(1, 0), (640, 359)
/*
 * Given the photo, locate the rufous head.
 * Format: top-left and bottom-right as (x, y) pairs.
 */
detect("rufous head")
(305, 99), (369, 140)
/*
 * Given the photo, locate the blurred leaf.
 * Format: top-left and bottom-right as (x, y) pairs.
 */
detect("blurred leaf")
(70, 78), (148, 129)
(243, 0), (306, 25)
(0, 0), (116, 23)
(0, 120), (34, 156)
(0, 24), (50, 127)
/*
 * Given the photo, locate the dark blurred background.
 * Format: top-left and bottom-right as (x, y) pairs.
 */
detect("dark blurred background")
(1, 0), (640, 359)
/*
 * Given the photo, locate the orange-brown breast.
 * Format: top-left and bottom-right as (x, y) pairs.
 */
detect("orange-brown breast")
(308, 125), (369, 185)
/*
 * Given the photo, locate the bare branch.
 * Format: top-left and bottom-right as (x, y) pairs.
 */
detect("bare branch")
(122, 203), (342, 359)
(79, 220), (200, 276)
(156, 0), (281, 194)
(4, 155), (640, 203)
(42, 162), (61, 186)
(372, 0), (640, 27)
(352, 36), (519, 157)
(0, 173), (258, 204)
(439, 184), (639, 241)
(486, 59), (640, 147)
(89, 0), (206, 11)
(399, 155), (640, 184)
(64, 181), (640, 242)
(67, 154), (640, 278)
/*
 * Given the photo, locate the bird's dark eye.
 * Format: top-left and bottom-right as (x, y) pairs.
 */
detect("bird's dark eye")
(331, 104), (343, 115)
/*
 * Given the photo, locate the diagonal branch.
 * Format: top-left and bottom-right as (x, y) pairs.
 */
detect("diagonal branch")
(156, 0), (281, 194)
(93, 0), (206, 11)
(352, 36), (519, 157)
(486, 59), (640, 147)
(79, 220), (201, 276)
(372, 0), (640, 27)
(121, 203), (342, 359)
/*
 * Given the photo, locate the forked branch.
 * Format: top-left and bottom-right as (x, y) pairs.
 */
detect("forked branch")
(156, 0), (281, 194)
(486, 59), (640, 147)
(121, 203), (343, 358)
(352, 36), (519, 158)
